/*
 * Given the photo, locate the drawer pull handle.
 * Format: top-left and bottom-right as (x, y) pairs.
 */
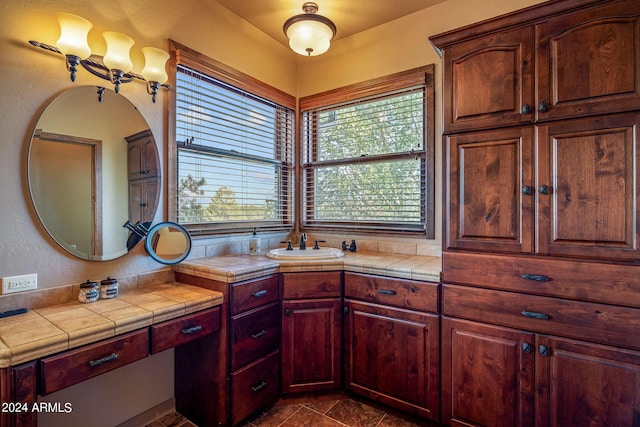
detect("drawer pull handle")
(251, 329), (268, 339)
(181, 325), (203, 335)
(521, 274), (550, 282)
(521, 310), (550, 320)
(251, 380), (268, 392)
(377, 289), (397, 296)
(89, 352), (119, 367)
(252, 290), (267, 297)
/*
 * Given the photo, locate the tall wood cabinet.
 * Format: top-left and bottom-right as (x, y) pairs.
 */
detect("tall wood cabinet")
(126, 129), (160, 225)
(431, 0), (640, 425)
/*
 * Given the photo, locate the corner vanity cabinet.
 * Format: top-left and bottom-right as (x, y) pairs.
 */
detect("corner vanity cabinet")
(343, 272), (440, 422)
(281, 271), (342, 394)
(431, 0), (640, 425)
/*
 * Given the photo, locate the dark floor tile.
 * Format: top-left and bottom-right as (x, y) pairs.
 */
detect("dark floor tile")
(156, 412), (189, 427)
(250, 403), (302, 427)
(377, 413), (425, 427)
(302, 399), (339, 414)
(325, 399), (386, 427)
(281, 406), (346, 427)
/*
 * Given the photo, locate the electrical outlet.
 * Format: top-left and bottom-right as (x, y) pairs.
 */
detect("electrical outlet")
(1, 274), (38, 294)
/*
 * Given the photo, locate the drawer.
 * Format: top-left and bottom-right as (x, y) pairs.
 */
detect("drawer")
(151, 307), (220, 354)
(282, 271), (342, 299)
(231, 302), (280, 370)
(442, 284), (640, 351)
(231, 350), (280, 425)
(40, 329), (148, 395)
(231, 275), (279, 315)
(344, 272), (438, 313)
(442, 252), (640, 308)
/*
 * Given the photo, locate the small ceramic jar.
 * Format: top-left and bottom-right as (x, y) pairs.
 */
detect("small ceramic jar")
(100, 276), (119, 299)
(78, 280), (99, 303)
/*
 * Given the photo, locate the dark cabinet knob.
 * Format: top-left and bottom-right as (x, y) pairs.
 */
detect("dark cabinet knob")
(521, 104), (531, 114)
(538, 101), (549, 112)
(522, 186), (533, 196)
(522, 343), (532, 354)
(539, 185), (550, 195)
(539, 345), (550, 356)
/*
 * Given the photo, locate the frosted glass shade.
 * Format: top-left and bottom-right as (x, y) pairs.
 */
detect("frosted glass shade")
(141, 47), (169, 83)
(286, 19), (333, 56)
(102, 31), (134, 72)
(56, 13), (92, 59)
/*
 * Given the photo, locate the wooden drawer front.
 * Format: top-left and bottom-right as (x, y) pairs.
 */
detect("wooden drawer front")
(40, 330), (148, 395)
(443, 251), (640, 308)
(231, 302), (279, 371)
(151, 307), (221, 354)
(443, 284), (640, 351)
(231, 275), (279, 315)
(231, 350), (280, 425)
(344, 272), (438, 313)
(282, 271), (342, 299)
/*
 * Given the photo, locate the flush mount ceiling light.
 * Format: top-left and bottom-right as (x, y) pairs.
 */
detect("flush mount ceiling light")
(283, 2), (337, 57)
(29, 13), (169, 102)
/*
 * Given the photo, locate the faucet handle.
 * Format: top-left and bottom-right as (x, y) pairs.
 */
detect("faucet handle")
(280, 240), (293, 250)
(313, 240), (326, 250)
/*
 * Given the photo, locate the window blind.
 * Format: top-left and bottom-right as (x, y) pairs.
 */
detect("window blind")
(301, 71), (433, 235)
(175, 65), (294, 234)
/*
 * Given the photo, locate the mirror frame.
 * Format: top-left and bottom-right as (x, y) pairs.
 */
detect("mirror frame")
(144, 222), (192, 265)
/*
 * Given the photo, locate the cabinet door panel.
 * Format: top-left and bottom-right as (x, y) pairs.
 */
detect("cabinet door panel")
(447, 127), (534, 253)
(536, 335), (640, 427)
(442, 317), (534, 427)
(281, 298), (341, 393)
(536, 1), (640, 121)
(443, 26), (534, 132)
(344, 300), (439, 421)
(536, 113), (640, 260)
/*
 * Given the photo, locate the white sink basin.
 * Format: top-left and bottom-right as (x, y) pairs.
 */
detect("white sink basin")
(265, 247), (344, 260)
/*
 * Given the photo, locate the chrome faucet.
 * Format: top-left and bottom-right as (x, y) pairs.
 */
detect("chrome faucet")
(299, 233), (307, 250)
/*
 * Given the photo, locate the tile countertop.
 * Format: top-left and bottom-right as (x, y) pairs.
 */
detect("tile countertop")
(174, 251), (442, 284)
(0, 283), (223, 368)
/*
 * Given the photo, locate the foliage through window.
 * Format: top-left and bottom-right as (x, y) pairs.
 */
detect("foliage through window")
(170, 44), (295, 234)
(301, 66), (435, 236)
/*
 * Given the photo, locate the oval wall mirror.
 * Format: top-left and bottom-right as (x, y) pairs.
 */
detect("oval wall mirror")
(28, 86), (161, 261)
(144, 222), (192, 265)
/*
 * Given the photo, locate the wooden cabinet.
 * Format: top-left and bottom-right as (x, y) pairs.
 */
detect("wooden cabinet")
(343, 273), (439, 422)
(126, 129), (158, 180)
(128, 178), (160, 225)
(0, 361), (37, 427)
(440, 25), (534, 132)
(39, 330), (149, 395)
(151, 307), (220, 354)
(281, 271), (342, 394)
(442, 317), (640, 427)
(432, 1), (640, 425)
(228, 275), (280, 425)
(535, 1), (640, 122)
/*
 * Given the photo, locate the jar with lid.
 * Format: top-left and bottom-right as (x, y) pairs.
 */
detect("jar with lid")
(78, 280), (99, 303)
(100, 276), (119, 299)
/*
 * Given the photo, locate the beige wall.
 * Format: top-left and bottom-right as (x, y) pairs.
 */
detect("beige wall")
(0, 0), (545, 424)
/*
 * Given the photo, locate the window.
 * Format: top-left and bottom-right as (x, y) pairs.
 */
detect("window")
(300, 66), (435, 237)
(169, 41), (295, 235)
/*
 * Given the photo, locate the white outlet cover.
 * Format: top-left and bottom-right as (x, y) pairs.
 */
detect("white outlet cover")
(1, 273), (38, 294)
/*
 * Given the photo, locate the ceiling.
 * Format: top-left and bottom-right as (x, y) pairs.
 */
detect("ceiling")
(215, 0), (447, 46)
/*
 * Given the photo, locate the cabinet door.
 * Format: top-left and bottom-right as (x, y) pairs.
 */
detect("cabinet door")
(536, 1), (640, 121)
(128, 177), (160, 225)
(344, 300), (439, 421)
(442, 26), (534, 132)
(127, 130), (158, 179)
(536, 113), (640, 260)
(0, 362), (37, 427)
(447, 126), (534, 253)
(536, 335), (640, 427)
(281, 298), (341, 394)
(441, 317), (534, 427)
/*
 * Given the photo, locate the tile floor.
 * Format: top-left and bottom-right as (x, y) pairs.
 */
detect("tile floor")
(243, 396), (430, 427)
(145, 412), (197, 427)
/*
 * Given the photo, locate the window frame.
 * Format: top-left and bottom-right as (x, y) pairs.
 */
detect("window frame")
(299, 65), (435, 238)
(168, 40), (296, 236)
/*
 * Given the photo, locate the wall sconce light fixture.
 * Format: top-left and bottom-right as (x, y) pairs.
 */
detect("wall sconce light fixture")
(29, 13), (169, 102)
(283, 2), (336, 57)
